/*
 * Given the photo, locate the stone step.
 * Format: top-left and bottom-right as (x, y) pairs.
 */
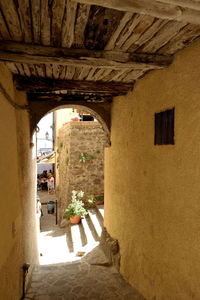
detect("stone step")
(87, 208), (103, 238)
(63, 206), (104, 255)
(96, 204), (104, 219)
(39, 201), (105, 264)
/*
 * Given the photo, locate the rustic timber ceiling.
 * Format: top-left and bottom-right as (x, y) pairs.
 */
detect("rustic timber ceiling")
(0, 0), (200, 107)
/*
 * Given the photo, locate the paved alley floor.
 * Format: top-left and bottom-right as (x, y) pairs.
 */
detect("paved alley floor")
(25, 257), (145, 300)
(25, 191), (146, 300)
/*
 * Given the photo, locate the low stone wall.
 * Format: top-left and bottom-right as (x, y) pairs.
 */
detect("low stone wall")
(56, 122), (107, 222)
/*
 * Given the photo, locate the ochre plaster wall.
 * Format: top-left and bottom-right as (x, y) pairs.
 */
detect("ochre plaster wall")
(104, 40), (200, 300)
(0, 63), (38, 300)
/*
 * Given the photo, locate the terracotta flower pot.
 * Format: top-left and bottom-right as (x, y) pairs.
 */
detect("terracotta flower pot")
(95, 201), (104, 205)
(70, 215), (81, 224)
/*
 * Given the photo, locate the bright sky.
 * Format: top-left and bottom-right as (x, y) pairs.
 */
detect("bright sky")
(37, 112), (53, 140)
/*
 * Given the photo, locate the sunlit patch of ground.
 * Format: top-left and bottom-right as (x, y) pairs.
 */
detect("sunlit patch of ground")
(38, 191), (104, 265)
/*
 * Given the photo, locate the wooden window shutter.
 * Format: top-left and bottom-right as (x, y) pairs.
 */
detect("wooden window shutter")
(154, 108), (175, 145)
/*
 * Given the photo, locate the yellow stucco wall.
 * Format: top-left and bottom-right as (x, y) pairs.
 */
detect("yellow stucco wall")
(105, 40), (200, 300)
(0, 64), (38, 299)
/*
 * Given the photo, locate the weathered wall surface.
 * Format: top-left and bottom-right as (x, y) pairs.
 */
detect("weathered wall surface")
(54, 108), (72, 188)
(105, 40), (200, 300)
(57, 122), (106, 221)
(0, 64), (38, 300)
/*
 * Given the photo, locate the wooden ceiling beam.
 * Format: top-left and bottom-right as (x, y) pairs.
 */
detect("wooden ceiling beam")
(28, 92), (112, 103)
(0, 41), (172, 69)
(76, 0), (200, 25)
(157, 0), (200, 11)
(14, 75), (133, 96)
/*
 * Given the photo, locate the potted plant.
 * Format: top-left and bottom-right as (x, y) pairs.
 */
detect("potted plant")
(64, 190), (88, 224)
(88, 195), (104, 206)
(71, 116), (80, 121)
(94, 196), (104, 205)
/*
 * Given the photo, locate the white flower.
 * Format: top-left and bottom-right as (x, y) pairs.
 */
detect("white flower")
(77, 191), (84, 198)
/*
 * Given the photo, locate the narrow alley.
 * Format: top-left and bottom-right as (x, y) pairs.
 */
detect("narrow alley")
(3, 1), (200, 299)
(24, 191), (145, 300)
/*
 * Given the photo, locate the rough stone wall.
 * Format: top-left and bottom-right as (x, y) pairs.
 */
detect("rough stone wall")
(57, 122), (106, 221)
(0, 64), (38, 300)
(56, 123), (71, 221)
(104, 39), (200, 300)
(100, 227), (121, 271)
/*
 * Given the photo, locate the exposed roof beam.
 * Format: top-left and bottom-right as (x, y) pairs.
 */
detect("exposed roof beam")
(157, 0), (200, 11)
(14, 75), (133, 96)
(0, 41), (172, 69)
(28, 93), (112, 103)
(76, 0), (200, 24)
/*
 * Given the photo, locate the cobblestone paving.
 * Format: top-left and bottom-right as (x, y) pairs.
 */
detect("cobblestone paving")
(30, 191), (146, 299)
(25, 256), (145, 300)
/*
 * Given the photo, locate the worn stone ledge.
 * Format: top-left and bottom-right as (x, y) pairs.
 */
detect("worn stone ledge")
(100, 227), (121, 271)
(62, 121), (101, 129)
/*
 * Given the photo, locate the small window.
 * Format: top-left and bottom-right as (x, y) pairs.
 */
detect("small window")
(81, 115), (94, 121)
(154, 108), (175, 145)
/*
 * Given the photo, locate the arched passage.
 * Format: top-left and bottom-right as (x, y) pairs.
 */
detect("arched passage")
(29, 100), (111, 146)
(36, 105), (108, 264)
